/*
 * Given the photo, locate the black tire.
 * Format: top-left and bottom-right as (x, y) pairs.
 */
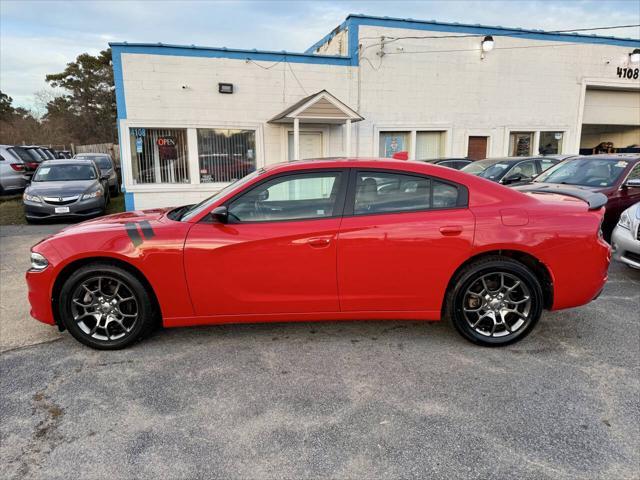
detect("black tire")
(58, 263), (156, 349)
(447, 256), (543, 347)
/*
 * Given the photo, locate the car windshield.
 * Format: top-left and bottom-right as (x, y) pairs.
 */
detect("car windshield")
(534, 157), (629, 187)
(462, 160), (511, 180)
(77, 155), (111, 169)
(33, 164), (96, 182)
(180, 169), (263, 221)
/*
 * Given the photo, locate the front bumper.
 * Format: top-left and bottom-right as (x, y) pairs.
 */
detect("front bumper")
(611, 224), (640, 269)
(24, 197), (105, 220)
(26, 263), (57, 326)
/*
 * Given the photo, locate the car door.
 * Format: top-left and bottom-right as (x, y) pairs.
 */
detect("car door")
(183, 169), (347, 317)
(337, 169), (475, 313)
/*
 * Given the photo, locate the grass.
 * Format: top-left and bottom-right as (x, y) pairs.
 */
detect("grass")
(0, 193), (125, 226)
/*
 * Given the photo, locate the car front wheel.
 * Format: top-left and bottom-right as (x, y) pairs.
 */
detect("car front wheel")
(449, 256), (543, 346)
(58, 263), (156, 349)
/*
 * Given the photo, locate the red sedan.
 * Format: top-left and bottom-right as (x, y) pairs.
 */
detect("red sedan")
(26, 159), (611, 349)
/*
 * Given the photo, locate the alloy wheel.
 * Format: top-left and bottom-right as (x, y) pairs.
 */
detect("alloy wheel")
(462, 272), (532, 338)
(70, 275), (139, 341)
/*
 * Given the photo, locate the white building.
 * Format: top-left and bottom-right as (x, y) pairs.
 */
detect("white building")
(111, 14), (640, 210)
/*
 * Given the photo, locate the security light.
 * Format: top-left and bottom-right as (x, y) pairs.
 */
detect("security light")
(630, 49), (640, 64)
(481, 36), (495, 52)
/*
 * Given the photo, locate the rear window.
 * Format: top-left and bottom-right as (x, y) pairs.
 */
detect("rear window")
(8, 147), (33, 162)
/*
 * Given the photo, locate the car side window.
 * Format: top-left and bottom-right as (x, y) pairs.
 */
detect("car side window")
(626, 163), (640, 181)
(354, 171), (460, 215)
(227, 171), (344, 222)
(539, 159), (556, 173)
(510, 161), (537, 178)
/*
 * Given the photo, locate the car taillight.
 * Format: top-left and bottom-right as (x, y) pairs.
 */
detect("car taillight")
(25, 162), (38, 169)
(10, 163), (25, 172)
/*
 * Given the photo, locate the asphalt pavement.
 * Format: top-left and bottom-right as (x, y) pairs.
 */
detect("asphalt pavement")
(1, 224), (639, 479)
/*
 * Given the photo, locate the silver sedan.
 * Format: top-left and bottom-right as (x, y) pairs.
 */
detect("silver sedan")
(611, 202), (640, 269)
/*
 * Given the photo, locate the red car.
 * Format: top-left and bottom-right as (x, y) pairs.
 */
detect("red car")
(26, 159), (611, 349)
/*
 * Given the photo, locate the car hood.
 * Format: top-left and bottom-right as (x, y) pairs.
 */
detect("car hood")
(27, 180), (98, 197)
(57, 207), (172, 234)
(100, 167), (114, 175)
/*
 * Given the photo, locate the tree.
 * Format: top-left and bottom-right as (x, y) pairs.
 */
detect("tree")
(0, 91), (16, 121)
(45, 48), (116, 144)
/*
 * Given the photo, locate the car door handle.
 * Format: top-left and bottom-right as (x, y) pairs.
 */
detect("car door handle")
(439, 225), (463, 236)
(307, 237), (332, 248)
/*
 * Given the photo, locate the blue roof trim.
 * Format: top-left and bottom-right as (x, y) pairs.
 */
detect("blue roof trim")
(346, 14), (640, 48)
(109, 42), (352, 66)
(305, 21), (347, 54)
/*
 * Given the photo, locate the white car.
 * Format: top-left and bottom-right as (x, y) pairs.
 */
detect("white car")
(611, 202), (640, 269)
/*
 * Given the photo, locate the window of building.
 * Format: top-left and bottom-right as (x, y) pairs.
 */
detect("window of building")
(509, 132), (534, 156)
(416, 131), (445, 159)
(129, 128), (189, 184)
(197, 129), (256, 183)
(539, 131), (564, 155)
(354, 171), (459, 215)
(227, 171), (343, 222)
(379, 132), (410, 158)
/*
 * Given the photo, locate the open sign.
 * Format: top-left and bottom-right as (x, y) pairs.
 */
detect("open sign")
(157, 137), (176, 147)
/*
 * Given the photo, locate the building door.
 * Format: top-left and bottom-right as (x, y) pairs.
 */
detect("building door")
(288, 131), (323, 160)
(467, 136), (488, 160)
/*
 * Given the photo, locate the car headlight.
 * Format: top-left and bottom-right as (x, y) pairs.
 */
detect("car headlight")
(82, 189), (102, 200)
(30, 252), (48, 271)
(23, 193), (41, 203)
(618, 210), (631, 230)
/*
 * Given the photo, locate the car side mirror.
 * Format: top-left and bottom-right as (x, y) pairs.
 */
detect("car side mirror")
(211, 206), (229, 224)
(502, 173), (523, 185)
(625, 178), (640, 188)
(100, 174), (110, 181)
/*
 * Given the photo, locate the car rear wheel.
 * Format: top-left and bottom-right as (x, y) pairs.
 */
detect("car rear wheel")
(448, 256), (543, 346)
(58, 264), (156, 349)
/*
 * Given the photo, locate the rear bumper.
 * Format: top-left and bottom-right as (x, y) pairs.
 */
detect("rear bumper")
(548, 236), (611, 310)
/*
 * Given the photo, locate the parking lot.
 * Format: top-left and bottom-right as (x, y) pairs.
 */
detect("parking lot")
(1, 224), (639, 479)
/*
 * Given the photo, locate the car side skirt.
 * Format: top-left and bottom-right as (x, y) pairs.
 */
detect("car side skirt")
(163, 310), (442, 328)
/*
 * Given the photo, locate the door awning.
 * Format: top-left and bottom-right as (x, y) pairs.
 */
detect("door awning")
(268, 90), (364, 124)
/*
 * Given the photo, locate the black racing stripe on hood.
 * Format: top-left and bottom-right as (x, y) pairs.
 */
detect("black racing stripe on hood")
(125, 223), (143, 247)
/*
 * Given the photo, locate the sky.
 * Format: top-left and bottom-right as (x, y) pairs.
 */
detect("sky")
(1, 0), (639, 111)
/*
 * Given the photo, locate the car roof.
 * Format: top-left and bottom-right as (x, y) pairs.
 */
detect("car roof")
(566, 154), (640, 161)
(420, 158), (470, 163)
(40, 159), (97, 166)
(76, 153), (110, 157)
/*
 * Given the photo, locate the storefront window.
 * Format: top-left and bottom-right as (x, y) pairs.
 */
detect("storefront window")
(379, 131), (410, 158)
(539, 132), (564, 155)
(416, 131), (445, 159)
(129, 128), (189, 184)
(197, 129), (256, 183)
(509, 132), (534, 156)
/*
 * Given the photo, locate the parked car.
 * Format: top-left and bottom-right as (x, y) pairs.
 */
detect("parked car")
(0, 145), (27, 194)
(23, 159), (109, 222)
(55, 150), (72, 159)
(74, 153), (120, 195)
(20, 146), (49, 178)
(419, 158), (472, 170)
(26, 158), (610, 350)
(517, 154), (640, 240)
(611, 202), (640, 269)
(39, 147), (57, 160)
(461, 156), (562, 185)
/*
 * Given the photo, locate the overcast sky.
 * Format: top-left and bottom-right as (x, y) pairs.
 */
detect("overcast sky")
(1, 0), (639, 111)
